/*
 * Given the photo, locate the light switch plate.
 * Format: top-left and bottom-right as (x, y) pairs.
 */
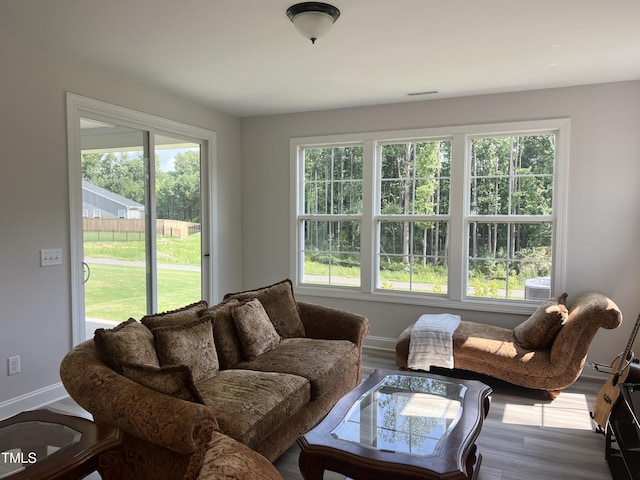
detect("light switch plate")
(40, 248), (62, 267)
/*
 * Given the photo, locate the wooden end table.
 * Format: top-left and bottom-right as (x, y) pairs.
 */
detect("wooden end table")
(297, 369), (491, 480)
(0, 409), (122, 480)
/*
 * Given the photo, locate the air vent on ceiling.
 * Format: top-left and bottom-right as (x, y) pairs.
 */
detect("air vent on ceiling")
(407, 90), (439, 96)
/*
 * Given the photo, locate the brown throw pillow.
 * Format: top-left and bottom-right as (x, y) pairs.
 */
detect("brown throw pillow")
(200, 299), (244, 369)
(231, 298), (281, 361)
(513, 293), (569, 350)
(141, 301), (208, 330)
(223, 279), (305, 338)
(94, 318), (159, 374)
(153, 317), (219, 383)
(122, 363), (205, 404)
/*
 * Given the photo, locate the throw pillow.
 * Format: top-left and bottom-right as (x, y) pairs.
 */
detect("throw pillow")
(200, 298), (244, 369)
(121, 363), (205, 404)
(513, 293), (569, 350)
(153, 317), (219, 383)
(223, 279), (305, 338)
(231, 298), (281, 361)
(141, 300), (208, 330)
(94, 318), (159, 374)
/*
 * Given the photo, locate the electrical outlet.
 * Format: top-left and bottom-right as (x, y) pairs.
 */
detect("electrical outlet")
(8, 356), (20, 375)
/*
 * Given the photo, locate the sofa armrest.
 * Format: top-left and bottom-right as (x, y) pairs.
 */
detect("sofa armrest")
(550, 291), (622, 364)
(60, 340), (218, 455)
(297, 302), (369, 348)
(184, 430), (283, 480)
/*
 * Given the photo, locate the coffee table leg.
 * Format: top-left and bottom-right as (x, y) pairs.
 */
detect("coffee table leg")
(299, 450), (326, 480)
(466, 444), (482, 480)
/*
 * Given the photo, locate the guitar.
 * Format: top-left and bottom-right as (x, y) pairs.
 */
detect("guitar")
(592, 313), (640, 431)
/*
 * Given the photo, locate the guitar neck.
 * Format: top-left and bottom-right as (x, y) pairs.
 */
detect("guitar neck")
(618, 314), (640, 374)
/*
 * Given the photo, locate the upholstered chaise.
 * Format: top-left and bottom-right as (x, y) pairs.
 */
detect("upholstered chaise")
(396, 292), (622, 399)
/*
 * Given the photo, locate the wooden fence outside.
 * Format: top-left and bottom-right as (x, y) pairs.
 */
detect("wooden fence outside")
(83, 218), (199, 239)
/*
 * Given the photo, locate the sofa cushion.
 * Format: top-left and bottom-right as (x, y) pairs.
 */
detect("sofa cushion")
(200, 299), (244, 369)
(122, 363), (205, 404)
(141, 300), (208, 330)
(513, 293), (569, 350)
(196, 370), (310, 448)
(94, 318), (159, 374)
(232, 299), (281, 361)
(223, 279), (306, 338)
(153, 317), (219, 382)
(234, 338), (358, 399)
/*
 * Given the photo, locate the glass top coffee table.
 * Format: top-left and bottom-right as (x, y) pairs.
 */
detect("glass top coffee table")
(297, 369), (491, 480)
(0, 409), (122, 480)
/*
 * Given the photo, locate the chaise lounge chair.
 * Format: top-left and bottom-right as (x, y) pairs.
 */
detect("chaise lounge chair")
(396, 291), (622, 399)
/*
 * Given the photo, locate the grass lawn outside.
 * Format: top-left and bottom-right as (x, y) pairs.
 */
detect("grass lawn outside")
(83, 234), (533, 323)
(84, 262), (201, 322)
(83, 234), (201, 265)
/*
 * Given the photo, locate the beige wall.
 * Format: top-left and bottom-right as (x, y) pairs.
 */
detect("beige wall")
(0, 30), (243, 415)
(241, 81), (640, 369)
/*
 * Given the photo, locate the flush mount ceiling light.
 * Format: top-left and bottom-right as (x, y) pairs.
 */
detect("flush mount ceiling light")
(286, 2), (340, 44)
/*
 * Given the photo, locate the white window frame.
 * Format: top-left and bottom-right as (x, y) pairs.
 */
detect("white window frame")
(290, 119), (570, 314)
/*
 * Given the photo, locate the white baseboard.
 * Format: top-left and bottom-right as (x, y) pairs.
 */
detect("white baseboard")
(0, 382), (68, 421)
(363, 335), (397, 353)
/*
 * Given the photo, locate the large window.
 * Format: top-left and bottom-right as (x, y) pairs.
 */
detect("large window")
(301, 145), (363, 287)
(291, 119), (569, 311)
(378, 140), (451, 294)
(467, 134), (556, 300)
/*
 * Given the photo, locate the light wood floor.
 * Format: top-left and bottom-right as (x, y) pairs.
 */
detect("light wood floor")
(46, 350), (613, 480)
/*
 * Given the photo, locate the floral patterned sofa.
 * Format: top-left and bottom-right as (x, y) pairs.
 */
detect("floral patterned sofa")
(60, 280), (369, 480)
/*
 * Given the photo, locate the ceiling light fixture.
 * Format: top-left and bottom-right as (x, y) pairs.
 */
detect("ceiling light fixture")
(286, 2), (340, 44)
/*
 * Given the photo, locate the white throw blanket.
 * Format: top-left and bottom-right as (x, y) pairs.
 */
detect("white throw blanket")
(408, 313), (461, 371)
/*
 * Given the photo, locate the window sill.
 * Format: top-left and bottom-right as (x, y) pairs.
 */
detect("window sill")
(294, 284), (540, 316)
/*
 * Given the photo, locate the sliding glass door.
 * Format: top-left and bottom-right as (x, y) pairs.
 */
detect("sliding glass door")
(154, 134), (203, 312)
(67, 94), (216, 343)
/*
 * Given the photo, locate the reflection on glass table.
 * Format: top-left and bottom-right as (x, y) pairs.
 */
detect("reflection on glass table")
(0, 421), (82, 478)
(331, 374), (465, 456)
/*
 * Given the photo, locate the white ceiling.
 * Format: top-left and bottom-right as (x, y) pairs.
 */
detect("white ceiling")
(2, 0), (639, 117)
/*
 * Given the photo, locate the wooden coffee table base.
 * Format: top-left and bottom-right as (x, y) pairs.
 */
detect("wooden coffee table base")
(299, 443), (482, 480)
(297, 369), (490, 480)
